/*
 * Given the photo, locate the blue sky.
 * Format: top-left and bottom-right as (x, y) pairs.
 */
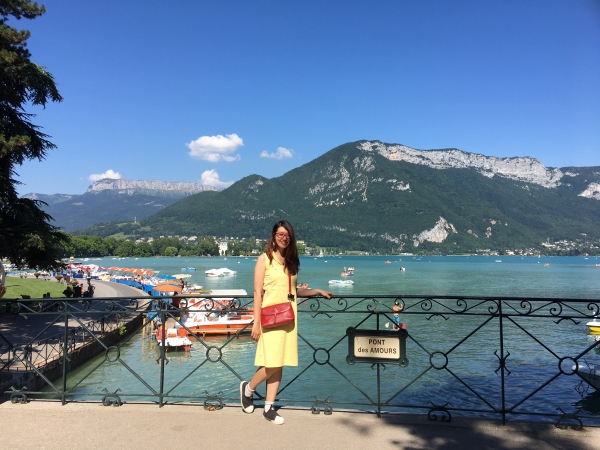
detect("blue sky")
(14, 0), (600, 195)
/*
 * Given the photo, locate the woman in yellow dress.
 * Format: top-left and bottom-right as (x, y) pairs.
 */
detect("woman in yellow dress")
(240, 220), (332, 424)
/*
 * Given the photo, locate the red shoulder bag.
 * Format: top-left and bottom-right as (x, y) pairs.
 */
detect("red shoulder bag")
(260, 271), (295, 329)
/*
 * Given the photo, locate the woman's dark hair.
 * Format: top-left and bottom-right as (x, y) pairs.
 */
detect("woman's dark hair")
(266, 220), (300, 275)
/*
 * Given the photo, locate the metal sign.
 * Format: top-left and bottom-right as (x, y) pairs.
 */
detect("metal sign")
(346, 327), (408, 366)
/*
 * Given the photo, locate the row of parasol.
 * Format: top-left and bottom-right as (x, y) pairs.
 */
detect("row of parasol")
(152, 273), (194, 292)
(107, 267), (158, 275)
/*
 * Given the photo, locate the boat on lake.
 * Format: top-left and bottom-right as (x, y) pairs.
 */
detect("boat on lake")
(329, 279), (354, 285)
(156, 327), (192, 351)
(205, 268), (237, 277)
(180, 289), (253, 336)
(586, 318), (600, 332)
(574, 362), (600, 391)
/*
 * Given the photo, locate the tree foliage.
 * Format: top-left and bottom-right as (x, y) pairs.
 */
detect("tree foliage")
(0, 0), (69, 268)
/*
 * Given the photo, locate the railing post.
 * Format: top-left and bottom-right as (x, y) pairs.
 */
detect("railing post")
(158, 310), (167, 407)
(61, 301), (69, 405)
(498, 299), (506, 425)
(376, 310), (381, 417)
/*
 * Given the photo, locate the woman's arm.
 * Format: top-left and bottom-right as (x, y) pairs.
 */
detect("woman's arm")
(296, 287), (333, 299)
(251, 254), (267, 341)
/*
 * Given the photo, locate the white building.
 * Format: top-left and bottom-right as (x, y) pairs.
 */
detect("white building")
(218, 240), (228, 256)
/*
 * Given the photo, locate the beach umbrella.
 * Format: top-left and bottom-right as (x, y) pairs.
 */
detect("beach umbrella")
(142, 269), (156, 275)
(108, 267), (120, 271)
(132, 268), (145, 275)
(152, 285), (183, 293)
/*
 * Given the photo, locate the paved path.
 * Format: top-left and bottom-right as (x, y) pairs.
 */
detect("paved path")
(0, 279), (147, 343)
(0, 280), (148, 368)
(0, 401), (598, 450)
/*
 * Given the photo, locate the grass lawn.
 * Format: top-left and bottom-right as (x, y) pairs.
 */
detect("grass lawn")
(3, 276), (68, 300)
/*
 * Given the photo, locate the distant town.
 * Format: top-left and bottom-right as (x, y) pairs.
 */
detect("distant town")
(118, 235), (598, 257)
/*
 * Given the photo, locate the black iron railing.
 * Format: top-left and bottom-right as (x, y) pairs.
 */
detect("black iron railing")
(1, 295), (599, 427)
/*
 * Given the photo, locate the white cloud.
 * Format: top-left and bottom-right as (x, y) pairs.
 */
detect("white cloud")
(260, 147), (293, 160)
(187, 133), (243, 162)
(200, 170), (234, 189)
(89, 169), (121, 182)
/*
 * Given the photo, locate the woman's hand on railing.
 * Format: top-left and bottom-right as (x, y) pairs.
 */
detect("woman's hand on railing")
(297, 288), (334, 299)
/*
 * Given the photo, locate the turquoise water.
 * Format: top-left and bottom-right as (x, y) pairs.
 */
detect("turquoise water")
(53, 255), (600, 421)
(97, 254), (600, 298)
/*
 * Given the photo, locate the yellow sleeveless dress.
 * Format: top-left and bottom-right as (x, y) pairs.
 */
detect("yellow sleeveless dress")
(254, 255), (298, 367)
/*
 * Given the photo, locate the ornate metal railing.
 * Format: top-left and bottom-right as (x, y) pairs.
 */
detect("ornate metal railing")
(1, 294), (599, 427)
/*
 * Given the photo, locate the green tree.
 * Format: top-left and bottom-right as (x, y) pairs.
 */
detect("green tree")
(297, 242), (306, 255)
(114, 240), (136, 257)
(103, 237), (119, 256)
(164, 246), (178, 257)
(133, 241), (153, 257)
(0, 1), (69, 269)
(151, 237), (180, 256)
(197, 235), (218, 256)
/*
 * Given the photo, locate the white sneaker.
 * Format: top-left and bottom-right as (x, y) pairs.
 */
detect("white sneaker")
(263, 408), (285, 424)
(240, 381), (254, 413)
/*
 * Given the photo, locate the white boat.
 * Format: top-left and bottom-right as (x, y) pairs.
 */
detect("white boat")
(328, 279), (354, 285)
(181, 289), (253, 335)
(205, 268), (237, 277)
(574, 363), (600, 390)
(156, 327), (192, 351)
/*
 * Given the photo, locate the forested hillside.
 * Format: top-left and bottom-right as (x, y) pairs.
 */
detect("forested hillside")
(75, 141), (600, 254)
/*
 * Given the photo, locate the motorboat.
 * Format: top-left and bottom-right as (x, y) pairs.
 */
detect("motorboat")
(574, 362), (600, 390)
(586, 318), (600, 332)
(341, 266), (355, 277)
(400, 267), (406, 272)
(182, 267), (196, 271)
(328, 280), (354, 285)
(156, 327), (192, 351)
(384, 260), (391, 264)
(180, 289), (253, 336)
(205, 268), (237, 277)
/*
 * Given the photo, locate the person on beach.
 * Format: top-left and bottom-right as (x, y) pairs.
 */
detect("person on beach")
(240, 220), (333, 425)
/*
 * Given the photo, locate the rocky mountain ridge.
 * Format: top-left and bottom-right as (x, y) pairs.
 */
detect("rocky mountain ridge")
(23, 179), (220, 231)
(86, 179), (218, 197)
(359, 141), (598, 196)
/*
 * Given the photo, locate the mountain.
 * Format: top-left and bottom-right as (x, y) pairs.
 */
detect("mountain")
(24, 179), (219, 231)
(76, 141), (600, 254)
